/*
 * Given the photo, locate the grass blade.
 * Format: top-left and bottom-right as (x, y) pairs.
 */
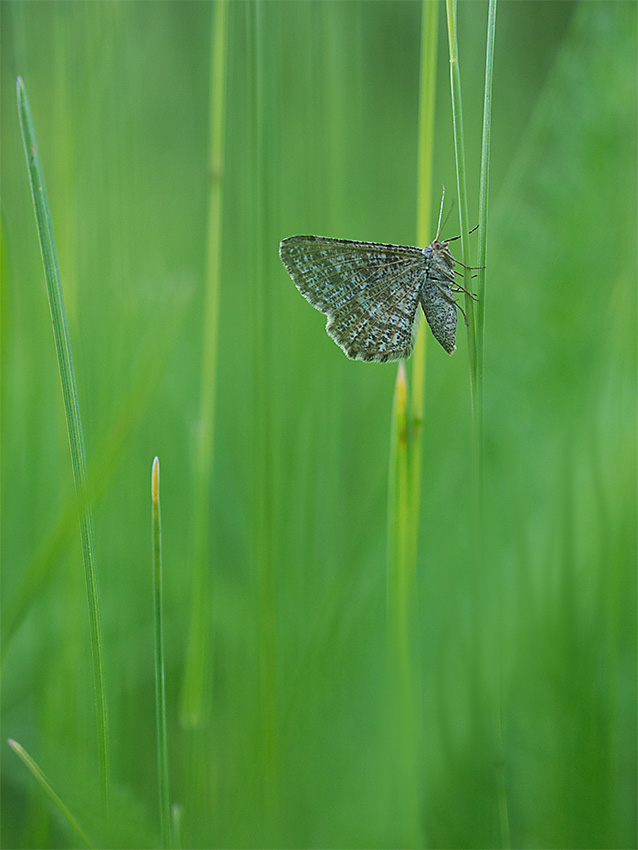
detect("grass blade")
(8, 739), (95, 848)
(477, 0), (497, 391)
(409, 0), (439, 557)
(386, 362), (421, 847)
(445, 0), (476, 399)
(16, 75), (110, 808)
(478, 3), (509, 846)
(151, 457), (172, 848)
(180, 0), (228, 733)
(386, 7), (439, 842)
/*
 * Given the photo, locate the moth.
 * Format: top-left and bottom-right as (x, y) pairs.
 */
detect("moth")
(279, 190), (476, 361)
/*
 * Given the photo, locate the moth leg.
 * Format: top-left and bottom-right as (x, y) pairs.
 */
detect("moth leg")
(455, 299), (469, 326)
(454, 259), (485, 270)
(434, 282), (470, 326)
(445, 223), (480, 242)
(451, 280), (479, 300)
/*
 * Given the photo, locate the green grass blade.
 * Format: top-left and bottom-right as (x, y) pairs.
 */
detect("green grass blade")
(16, 75), (110, 808)
(180, 0), (228, 732)
(253, 0), (281, 833)
(386, 362), (421, 847)
(478, 3), (508, 846)
(445, 0), (476, 400)
(151, 458), (172, 848)
(387, 364), (409, 619)
(8, 739), (95, 848)
(409, 0), (439, 561)
(386, 7), (439, 842)
(477, 0), (497, 404)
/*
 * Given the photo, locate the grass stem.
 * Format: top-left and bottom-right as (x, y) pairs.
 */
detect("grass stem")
(8, 740), (94, 848)
(478, 3), (509, 846)
(445, 0), (477, 402)
(387, 362), (420, 846)
(180, 0), (228, 733)
(151, 458), (172, 848)
(409, 0), (439, 562)
(385, 7), (440, 841)
(16, 75), (110, 810)
(477, 0), (497, 399)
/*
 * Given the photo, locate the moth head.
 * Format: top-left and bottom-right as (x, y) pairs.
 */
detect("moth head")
(430, 239), (456, 270)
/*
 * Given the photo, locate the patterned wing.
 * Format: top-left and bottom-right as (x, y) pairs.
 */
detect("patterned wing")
(279, 235), (426, 362)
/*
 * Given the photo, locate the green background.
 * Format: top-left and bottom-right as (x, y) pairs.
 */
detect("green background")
(1, 2), (636, 848)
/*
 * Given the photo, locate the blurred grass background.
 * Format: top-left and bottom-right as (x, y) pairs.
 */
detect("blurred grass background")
(1, 2), (636, 848)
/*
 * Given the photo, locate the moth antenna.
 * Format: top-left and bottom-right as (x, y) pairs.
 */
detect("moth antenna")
(434, 185), (446, 241)
(441, 202), (455, 236)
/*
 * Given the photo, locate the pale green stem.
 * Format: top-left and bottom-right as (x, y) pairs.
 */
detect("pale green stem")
(181, 0), (228, 730)
(409, 0), (439, 565)
(152, 458), (172, 848)
(478, 3), (509, 846)
(8, 739), (94, 848)
(445, 0), (477, 403)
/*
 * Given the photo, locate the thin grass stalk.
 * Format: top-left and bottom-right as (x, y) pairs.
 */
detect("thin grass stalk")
(8, 740), (94, 848)
(16, 76), (110, 808)
(445, 0), (487, 737)
(151, 458), (171, 849)
(387, 363), (409, 623)
(253, 2), (280, 836)
(478, 3), (509, 845)
(409, 0), (439, 563)
(386, 7), (439, 841)
(180, 0), (228, 732)
(477, 0), (497, 402)
(445, 0), (477, 403)
(386, 363), (420, 846)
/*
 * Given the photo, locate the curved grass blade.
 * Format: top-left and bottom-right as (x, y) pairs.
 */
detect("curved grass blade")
(8, 739), (95, 848)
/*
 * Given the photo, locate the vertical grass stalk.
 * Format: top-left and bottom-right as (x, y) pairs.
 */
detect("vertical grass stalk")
(181, 0), (228, 731)
(387, 364), (409, 621)
(409, 0), (439, 561)
(385, 5), (439, 843)
(8, 740), (94, 848)
(477, 3), (508, 846)
(445, 0), (477, 402)
(151, 458), (172, 849)
(16, 76), (110, 808)
(445, 0), (484, 670)
(253, 2), (280, 836)
(477, 0), (497, 406)
(387, 363), (421, 846)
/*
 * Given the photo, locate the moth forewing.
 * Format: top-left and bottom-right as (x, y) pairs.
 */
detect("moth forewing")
(279, 236), (426, 362)
(279, 229), (466, 359)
